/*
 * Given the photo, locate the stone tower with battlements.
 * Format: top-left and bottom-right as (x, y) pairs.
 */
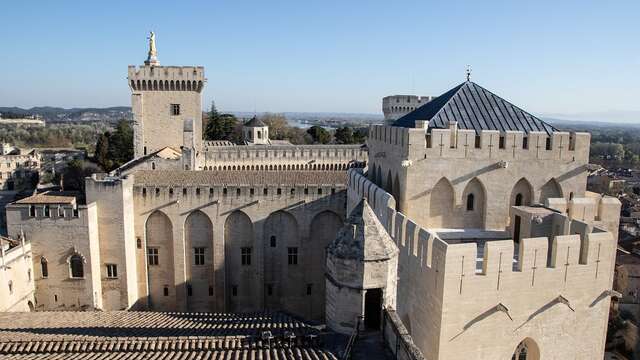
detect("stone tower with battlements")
(128, 32), (206, 158)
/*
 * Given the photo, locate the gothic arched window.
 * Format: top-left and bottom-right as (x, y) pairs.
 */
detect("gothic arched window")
(466, 193), (475, 211)
(515, 193), (523, 206)
(40, 257), (48, 278)
(69, 254), (84, 278)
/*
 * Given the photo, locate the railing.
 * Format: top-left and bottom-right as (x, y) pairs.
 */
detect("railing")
(382, 308), (426, 360)
(342, 316), (362, 360)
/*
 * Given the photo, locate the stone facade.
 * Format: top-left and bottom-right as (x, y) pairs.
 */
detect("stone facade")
(382, 95), (434, 124)
(0, 237), (35, 312)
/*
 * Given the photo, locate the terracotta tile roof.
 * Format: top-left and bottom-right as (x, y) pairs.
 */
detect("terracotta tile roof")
(133, 170), (348, 186)
(0, 311), (342, 359)
(13, 192), (76, 205)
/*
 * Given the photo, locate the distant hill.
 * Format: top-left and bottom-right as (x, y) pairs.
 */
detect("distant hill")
(0, 106), (132, 123)
(542, 117), (640, 130)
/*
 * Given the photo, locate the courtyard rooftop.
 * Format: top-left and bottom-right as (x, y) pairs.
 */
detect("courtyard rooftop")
(0, 311), (348, 360)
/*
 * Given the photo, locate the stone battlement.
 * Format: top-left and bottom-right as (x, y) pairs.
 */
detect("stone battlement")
(368, 124), (591, 163)
(346, 168), (615, 287)
(128, 65), (205, 92)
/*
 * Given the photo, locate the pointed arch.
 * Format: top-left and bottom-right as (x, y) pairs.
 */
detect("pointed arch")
(184, 210), (213, 312)
(153, 80), (158, 90)
(145, 210), (174, 311)
(224, 210), (256, 312)
(386, 170), (393, 193)
(511, 338), (540, 360)
(308, 210), (343, 320)
(511, 178), (534, 207)
(540, 178), (563, 204)
(393, 173), (401, 211)
(462, 177), (486, 228)
(264, 211), (300, 314)
(370, 164), (377, 182)
(375, 165), (382, 187)
(429, 177), (455, 228)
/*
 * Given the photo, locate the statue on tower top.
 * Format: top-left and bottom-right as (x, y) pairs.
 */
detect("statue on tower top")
(145, 31), (160, 66)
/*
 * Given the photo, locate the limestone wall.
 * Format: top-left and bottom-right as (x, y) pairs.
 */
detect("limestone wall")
(128, 65), (204, 158)
(132, 179), (347, 319)
(0, 241), (35, 312)
(6, 203), (101, 311)
(347, 168), (617, 360)
(201, 144), (367, 171)
(367, 125), (590, 231)
(85, 175), (138, 310)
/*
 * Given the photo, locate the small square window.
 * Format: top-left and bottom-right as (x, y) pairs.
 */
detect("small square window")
(148, 248), (159, 266)
(288, 247), (298, 265)
(106, 264), (118, 278)
(171, 104), (181, 116)
(241, 247), (252, 266)
(163, 286), (169, 296)
(194, 247), (205, 266)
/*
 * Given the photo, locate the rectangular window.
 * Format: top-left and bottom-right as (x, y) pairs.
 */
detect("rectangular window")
(43, 205), (50, 217)
(171, 104), (181, 116)
(241, 247), (252, 266)
(474, 135), (481, 148)
(163, 286), (169, 296)
(209, 286), (214, 296)
(522, 137), (529, 149)
(106, 264), (118, 278)
(29, 205), (36, 217)
(73, 207), (79, 217)
(194, 247), (205, 265)
(232, 285), (238, 296)
(288, 247), (298, 265)
(545, 137), (552, 150)
(267, 284), (273, 296)
(306, 284), (312, 295)
(499, 136), (505, 149)
(148, 248), (159, 266)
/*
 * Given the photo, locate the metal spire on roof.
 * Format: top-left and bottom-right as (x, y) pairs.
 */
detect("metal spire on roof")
(466, 65), (472, 81)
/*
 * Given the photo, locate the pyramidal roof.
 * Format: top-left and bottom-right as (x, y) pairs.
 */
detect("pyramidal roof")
(392, 81), (557, 135)
(327, 199), (397, 261)
(244, 116), (267, 127)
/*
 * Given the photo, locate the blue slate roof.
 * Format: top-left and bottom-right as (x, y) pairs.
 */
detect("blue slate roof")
(392, 81), (557, 135)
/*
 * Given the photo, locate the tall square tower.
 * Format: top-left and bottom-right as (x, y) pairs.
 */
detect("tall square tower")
(128, 32), (205, 158)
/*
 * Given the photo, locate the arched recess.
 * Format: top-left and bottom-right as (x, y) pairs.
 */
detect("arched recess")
(429, 178), (455, 228)
(386, 170), (393, 194)
(184, 210), (213, 312)
(511, 338), (540, 360)
(307, 210), (343, 321)
(540, 178), (563, 204)
(145, 211), (174, 311)
(370, 164), (377, 182)
(375, 165), (382, 187)
(263, 211), (300, 315)
(462, 177), (486, 229)
(511, 178), (534, 207)
(224, 210), (256, 312)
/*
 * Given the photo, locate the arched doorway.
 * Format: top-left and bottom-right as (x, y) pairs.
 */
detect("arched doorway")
(224, 210), (256, 312)
(184, 210), (213, 312)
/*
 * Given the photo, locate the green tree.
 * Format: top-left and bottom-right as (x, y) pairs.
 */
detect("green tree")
(94, 133), (112, 171)
(60, 160), (100, 193)
(107, 119), (134, 167)
(334, 127), (354, 144)
(307, 126), (331, 144)
(204, 101), (238, 141)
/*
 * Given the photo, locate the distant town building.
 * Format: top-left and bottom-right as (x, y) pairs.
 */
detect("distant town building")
(382, 95), (434, 124)
(0, 114), (45, 127)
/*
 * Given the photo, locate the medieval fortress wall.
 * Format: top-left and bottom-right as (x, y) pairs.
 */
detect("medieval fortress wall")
(367, 124), (590, 230)
(382, 95), (435, 123)
(346, 165), (619, 359)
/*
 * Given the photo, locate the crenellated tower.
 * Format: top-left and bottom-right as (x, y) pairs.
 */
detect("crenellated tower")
(128, 32), (206, 158)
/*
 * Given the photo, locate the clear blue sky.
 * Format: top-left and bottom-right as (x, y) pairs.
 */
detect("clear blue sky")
(2, 0), (639, 121)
